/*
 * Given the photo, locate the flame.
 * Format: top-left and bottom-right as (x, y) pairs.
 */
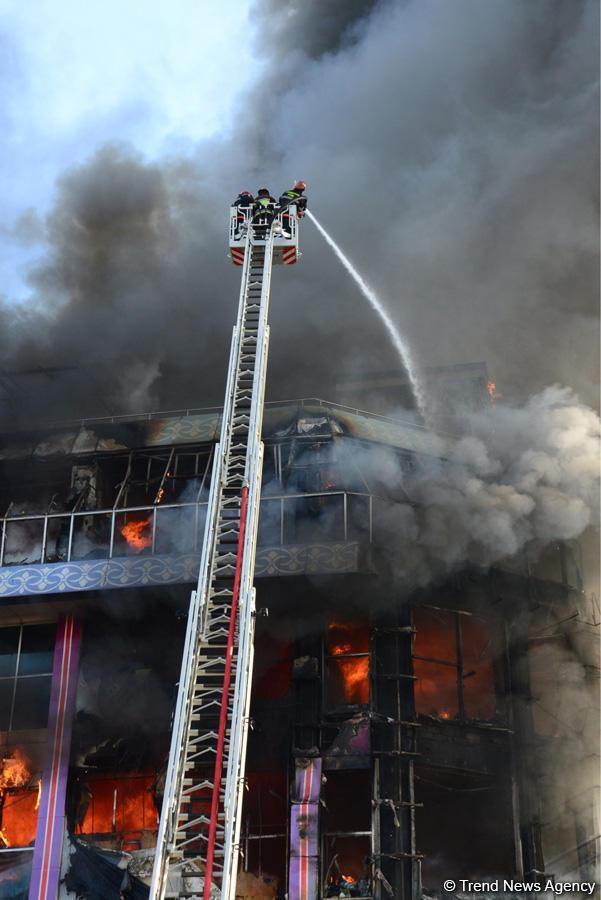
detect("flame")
(440, 709), (451, 720)
(487, 381), (501, 402)
(80, 773), (157, 836)
(155, 487), (165, 504)
(120, 518), (152, 552)
(0, 753), (39, 847)
(328, 624), (369, 704)
(342, 874), (357, 884)
(35, 778), (42, 810)
(0, 752), (29, 792)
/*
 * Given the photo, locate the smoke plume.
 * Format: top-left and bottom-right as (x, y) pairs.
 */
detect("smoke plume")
(0, 0), (598, 425)
(342, 385), (600, 587)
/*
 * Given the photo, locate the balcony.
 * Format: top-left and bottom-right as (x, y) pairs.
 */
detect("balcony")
(0, 492), (375, 598)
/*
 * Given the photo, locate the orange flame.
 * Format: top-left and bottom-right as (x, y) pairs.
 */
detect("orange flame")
(0, 752), (39, 848)
(120, 518), (152, 552)
(0, 752), (29, 792)
(328, 624), (369, 704)
(35, 778), (42, 811)
(80, 773), (157, 837)
(487, 381), (501, 402)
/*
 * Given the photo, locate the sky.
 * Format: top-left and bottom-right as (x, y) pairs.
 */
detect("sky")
(0, 0), (257, 299)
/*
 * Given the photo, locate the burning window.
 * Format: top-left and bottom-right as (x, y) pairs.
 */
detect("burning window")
(0, 625), (55, 731)
(0, 750), (40, 849)
(325, 622), (369, 708)
(413, 608), (498, 722)
(75, 773), (157, 849)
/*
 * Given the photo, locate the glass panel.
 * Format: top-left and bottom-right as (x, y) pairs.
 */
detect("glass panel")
(0, 627), (20, 677)
(154, 506), (195, 554)
(413, 607), (457, 662)
(44, 515), (74, 562)
(461, 616), (497, 720)
(70, 514), (110, 561)
(114, 512), (153, 556)
(12, 675), (52, 729)
(0, 679), (14, 729)
(18, 625), (55, 675)
(3, 519), (44, 565)
(413, 659), (459, 719)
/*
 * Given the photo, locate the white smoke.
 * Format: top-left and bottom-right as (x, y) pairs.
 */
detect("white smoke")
(342, 385), (600, 585)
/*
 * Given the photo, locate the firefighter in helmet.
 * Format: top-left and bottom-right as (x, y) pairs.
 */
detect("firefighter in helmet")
(276, 180), (307, 238)
(251, 188), (276, 236)
(233, 190), (254, 239)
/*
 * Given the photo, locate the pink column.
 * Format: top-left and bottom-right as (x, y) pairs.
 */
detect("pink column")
(29, 615), (82, 900)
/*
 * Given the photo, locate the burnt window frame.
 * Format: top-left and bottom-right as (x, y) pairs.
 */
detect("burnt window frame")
(411, 605), (503, 723)
(322, 622), (370, 713)
(321, 769), (373, 898)
(0, 623), (56, 731)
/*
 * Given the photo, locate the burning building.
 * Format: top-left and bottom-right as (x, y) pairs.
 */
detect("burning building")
(0, 395), (597, 899)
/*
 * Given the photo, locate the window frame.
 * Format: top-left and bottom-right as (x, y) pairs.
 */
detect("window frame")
(0, 623), (55, 731)
(411, 605), (502, 723)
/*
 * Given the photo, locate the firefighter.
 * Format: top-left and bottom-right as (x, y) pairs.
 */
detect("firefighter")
(251, 188), (276, 236)
(233, 191), (254, 239)
(276, 180), (307, 237)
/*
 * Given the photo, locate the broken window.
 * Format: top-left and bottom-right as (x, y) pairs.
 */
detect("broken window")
(0, 625), (55, 731)
(0, 749), (42, 850)
(412, 607), (499, 722)
(321, 771), (373, 899)
(75, 772), (158, 849)
(325, 622), (369, 709)
(415, 765), (516, 888)
(240, 770), (288, 889)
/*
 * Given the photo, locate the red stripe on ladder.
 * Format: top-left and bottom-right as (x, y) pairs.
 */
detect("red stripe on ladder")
(203, 485), (249, 900)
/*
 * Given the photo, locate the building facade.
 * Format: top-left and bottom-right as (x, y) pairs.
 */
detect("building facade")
(0, 400), (597, 899)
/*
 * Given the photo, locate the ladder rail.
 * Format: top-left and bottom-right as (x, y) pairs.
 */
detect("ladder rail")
(222, 233), (274, 898)
(149, 223), (282, 900)
(149, 443), (223, 898)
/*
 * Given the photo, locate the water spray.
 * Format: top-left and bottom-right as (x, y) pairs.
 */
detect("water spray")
(305, 210), (429, 422)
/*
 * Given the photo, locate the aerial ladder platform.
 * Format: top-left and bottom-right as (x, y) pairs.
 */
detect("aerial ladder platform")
(149, 204), (301, 900)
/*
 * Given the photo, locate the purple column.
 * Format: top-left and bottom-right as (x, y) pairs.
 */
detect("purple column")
(29, 616), (82, 900)
(289, 757), (321, 900)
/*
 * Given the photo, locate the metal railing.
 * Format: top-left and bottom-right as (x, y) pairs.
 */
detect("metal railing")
(0, 491), (374, 568)
(24, 397), (439, 435)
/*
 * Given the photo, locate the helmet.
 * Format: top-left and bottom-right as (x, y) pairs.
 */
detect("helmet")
(257, 188), (271, 197)
(294, 180), (306, 191)
(239, 190), (253, 197)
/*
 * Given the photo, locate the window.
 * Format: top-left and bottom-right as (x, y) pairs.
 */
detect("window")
(0, 624), (55, 731)
(323, 771), (372, 896)
(412, 607), (499, 722)
(415, 765), (516, 887)
(325, 622), (369, 708)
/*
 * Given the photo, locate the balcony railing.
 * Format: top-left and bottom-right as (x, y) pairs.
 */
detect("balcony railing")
(0, 492), (373, 567)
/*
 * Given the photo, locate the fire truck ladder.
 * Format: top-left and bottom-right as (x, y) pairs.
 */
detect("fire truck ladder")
(150, 228), (275, 900)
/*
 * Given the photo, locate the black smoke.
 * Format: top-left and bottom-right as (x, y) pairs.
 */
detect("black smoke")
(0, 0), (598, 426)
